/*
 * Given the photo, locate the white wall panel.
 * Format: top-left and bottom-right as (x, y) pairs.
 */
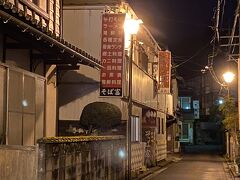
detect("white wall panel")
(132, 64), (157, 109)
(158, 93), (166, 113)
(166, 94), (173, 115)
(63, 8), (103, 59)
(35, 78), (45, 141)
(59, 82), (124, 120)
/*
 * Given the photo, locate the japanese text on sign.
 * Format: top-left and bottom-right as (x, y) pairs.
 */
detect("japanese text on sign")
(159, 51), (171, 94)
(100, 13), (125, 96)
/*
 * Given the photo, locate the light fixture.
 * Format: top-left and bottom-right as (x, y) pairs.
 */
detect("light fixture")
(223, 71), (235, 83)
(124, 17), (143, 49)
(218, 99), (224, 105)
(22, 100), (28, 107)
(124, 18), (142, 35)
(118, 149), (126, 159)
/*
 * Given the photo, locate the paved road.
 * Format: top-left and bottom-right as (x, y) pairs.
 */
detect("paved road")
(149, 154), (233, 180)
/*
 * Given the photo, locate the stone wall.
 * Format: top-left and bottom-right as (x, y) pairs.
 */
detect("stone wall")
(37, 136), (126, 180)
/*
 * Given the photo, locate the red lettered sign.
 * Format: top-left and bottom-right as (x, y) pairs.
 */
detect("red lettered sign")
(100, 13), (125, 96)
(159, 51), (171, 93)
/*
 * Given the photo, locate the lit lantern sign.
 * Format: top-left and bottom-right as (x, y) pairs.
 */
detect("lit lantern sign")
(159, 51), (171, 93)
(100, 13), (125, 97)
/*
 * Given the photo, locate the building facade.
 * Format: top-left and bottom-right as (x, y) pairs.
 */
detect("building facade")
(60, 0), (174, 172)
(0, 0), (101, 146)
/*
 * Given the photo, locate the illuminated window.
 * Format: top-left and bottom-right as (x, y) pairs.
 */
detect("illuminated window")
(179, 97), (191, 110)
(131, 116), (140, 142)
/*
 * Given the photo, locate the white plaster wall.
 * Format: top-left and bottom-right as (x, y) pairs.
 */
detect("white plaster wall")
(166, 94), (173, 115)
(63, 7), (103, 59)
(59, 65), (128, 120)
(45, 65), (57, 137)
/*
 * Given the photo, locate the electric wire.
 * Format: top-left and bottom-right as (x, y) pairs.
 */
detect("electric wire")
(174, 41), (211, 68)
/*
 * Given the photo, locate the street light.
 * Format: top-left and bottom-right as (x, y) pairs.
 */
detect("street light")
(223, 71), (237, 164)
(223, 71), (235, 84)
(223, 71), (235, 98)
(124, 17), (142, 180)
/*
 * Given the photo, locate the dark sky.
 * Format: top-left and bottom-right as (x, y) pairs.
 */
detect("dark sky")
(128, 0), (237, 79)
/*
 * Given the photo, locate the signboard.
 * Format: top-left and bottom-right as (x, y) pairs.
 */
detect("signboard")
(142, 109), (157, 127)
(193, 100), (199, 109)
(143, 128), (156, 167)
(194, 109), (200, 119)
(159, 51), (171, 93)
(100, 13), (125, 96)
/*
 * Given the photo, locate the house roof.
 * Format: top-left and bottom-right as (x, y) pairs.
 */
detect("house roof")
(0, 0), (102, 69)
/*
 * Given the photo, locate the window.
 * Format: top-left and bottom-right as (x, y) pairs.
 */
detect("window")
(182, 123), (189, 139)
(131, 116), (140, 142)
(138, 45), (148, 72)
(179, 97), (191, 110)
(161, 118), (164, 134)
(157, 117), (160, 134)
(32, 0), (47, 12)
(21, 0), (48, 16)
(7, 69), (45, 145)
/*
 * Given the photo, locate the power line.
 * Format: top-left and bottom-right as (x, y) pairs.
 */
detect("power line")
(174, 41), (211, 68)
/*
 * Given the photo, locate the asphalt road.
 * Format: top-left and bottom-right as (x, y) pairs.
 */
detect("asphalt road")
(149, 154), (233, 180)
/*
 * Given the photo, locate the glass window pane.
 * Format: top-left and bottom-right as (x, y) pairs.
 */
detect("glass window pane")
(23, 75), (35, 114)
(131, 116), (140, 142)
(9, 70), (23, 112)
(182, 123), (189, 139)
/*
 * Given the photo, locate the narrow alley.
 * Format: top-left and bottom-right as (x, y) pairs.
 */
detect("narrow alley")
(148, 154), (233, 180)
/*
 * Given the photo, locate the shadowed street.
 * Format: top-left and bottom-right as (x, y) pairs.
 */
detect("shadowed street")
(149, 154), (233, 180)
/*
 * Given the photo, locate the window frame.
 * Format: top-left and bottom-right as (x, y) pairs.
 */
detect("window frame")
(20, 0), (50, 20)
(161, 118), (164, 134)
(131, 116), (141, 142)
(179, 96), (191, 110)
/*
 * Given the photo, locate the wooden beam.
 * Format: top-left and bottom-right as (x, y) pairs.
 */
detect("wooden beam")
(2, 34), (6, 63)
(5, 43), (30, 49)
(57, 65), (80, 71)
(45, 60), (75, 64)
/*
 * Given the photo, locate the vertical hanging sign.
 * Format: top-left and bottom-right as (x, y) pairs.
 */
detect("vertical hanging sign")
(159, 51), (171, 93)
(100, 13), (125, 96)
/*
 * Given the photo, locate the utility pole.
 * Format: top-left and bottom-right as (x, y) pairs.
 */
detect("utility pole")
(127, 34), (133, 180)
(238, 0), (240, 137)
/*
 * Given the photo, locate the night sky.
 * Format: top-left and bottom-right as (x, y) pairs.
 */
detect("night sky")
(128, 0), (237, 79)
